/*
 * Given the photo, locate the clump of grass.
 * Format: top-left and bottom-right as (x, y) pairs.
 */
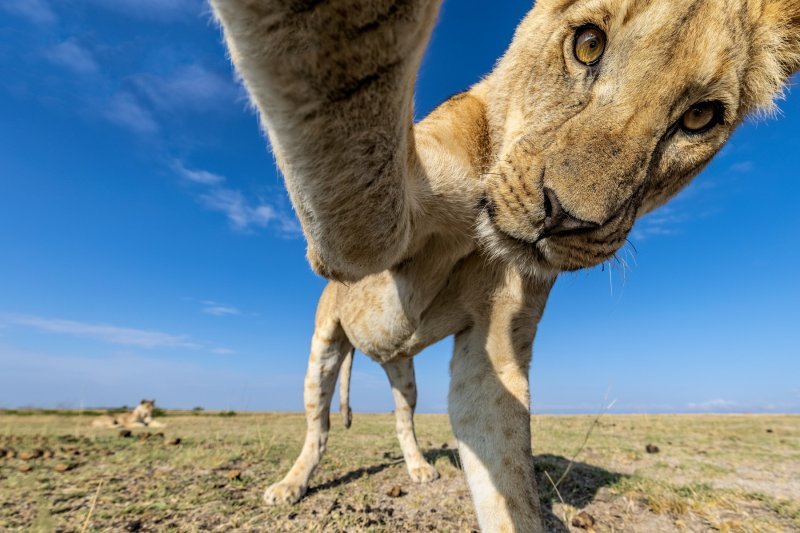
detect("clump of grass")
(750, 492), (800, 527)
(219, 410), (237, 417)
(611, 477), (720, 515)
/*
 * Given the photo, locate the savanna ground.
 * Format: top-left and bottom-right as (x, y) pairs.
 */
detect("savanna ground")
(0, 411), (798, 532)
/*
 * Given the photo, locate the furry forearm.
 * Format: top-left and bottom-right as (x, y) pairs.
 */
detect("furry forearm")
(211, 0), (442, 281)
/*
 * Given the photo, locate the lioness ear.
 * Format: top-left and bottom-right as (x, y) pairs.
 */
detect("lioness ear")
(765, 0), (800, 72)
(744, 0), (800, 113)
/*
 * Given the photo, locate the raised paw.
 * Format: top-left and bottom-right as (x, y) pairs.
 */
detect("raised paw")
(408, 463), (440, 483)
(263, 481), (307, 505)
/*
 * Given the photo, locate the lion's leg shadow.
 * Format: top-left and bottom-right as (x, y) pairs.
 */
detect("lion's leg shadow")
(382, 357), (440, 483)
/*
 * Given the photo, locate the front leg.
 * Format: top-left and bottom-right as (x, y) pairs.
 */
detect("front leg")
(211, 0), (442, 280)
(449, 270), (552, 532)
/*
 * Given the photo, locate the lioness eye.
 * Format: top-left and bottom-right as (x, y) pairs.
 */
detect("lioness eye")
(574, 25), (606, 66)
(681, 102), (720, 133)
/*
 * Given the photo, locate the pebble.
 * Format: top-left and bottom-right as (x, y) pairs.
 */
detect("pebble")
(386, 485), (404, 498)
(572, 510), (596, 529)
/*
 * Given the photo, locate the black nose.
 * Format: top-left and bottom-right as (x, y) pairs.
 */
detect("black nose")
(541, 187), (600, 238)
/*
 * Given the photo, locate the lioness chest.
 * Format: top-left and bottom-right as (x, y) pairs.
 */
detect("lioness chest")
(336, 244), (481, 362)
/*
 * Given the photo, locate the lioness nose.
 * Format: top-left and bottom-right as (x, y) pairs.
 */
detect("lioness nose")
(541, 187), (600, 237)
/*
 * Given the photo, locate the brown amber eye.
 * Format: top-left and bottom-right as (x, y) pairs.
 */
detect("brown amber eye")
(681, 102), (719, 133)
(574, 25), (606, 65)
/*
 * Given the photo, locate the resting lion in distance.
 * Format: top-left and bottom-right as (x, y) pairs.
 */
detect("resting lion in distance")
(211, 0), (800, 530)
(91, 399), (165, 429)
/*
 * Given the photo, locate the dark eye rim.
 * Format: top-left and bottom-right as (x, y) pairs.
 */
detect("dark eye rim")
(573, 24), (607, 66)
(679, 101), (726, 135)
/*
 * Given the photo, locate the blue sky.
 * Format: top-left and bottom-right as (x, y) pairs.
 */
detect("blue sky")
(1, 0), (798, 414)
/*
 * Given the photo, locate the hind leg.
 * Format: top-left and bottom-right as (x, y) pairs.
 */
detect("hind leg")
(264, 317), (351, 505)
(382, 357), (439, 483)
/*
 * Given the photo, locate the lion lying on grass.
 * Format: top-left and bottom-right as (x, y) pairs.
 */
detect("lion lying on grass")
(91, 399), (165, 429)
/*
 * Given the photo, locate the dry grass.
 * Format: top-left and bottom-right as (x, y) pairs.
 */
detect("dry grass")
(0, 412), (797, 532)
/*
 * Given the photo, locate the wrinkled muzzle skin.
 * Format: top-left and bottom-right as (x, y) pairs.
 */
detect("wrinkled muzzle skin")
(479, 0), (764, 274)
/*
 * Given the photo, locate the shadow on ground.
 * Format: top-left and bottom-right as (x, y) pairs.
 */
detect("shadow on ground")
(316, 446), (624, 531)
(534, 453), (625, 531)
(307, 458), (405, 495)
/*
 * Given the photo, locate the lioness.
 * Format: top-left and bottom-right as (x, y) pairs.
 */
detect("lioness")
(91, 399), (165, 429)
(211, 0), (800, 530)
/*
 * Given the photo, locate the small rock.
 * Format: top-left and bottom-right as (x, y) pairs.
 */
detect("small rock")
(386, 485), (404, 498)
(572, 511), (596, 529)
(287, 512), (298, 520)
(645, 444), (660, 454)
(441, 443), (449, 449)
(18, 464), (33, 473)
(226, 470), (242, 480)
(19, 450), (43, 461)
(54, 463), (75, 473)
(125, 519), (142, 532)
(166, 437), (181, 446)
(119, 430), (133, 439)
(766, 429), (774, 433)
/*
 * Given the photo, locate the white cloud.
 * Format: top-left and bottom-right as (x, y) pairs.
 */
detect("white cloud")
(172, 159), (225, 186)
(43, 40), (98, 74)
(0, 0), (56, 25)
(171, 161), (301, 235)
(199, 188), (276, 231)
(202, 303), (240, 317)
(103, 92), (159, 134)
(729, 161), (754, 173)
(133, 65), (237, 112)
(1, 313), (199, 349)
(212, 347), (236, 355)
(630, 205), (685, 241)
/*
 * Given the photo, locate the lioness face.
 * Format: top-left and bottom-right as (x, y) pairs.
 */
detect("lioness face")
(480, 0), (790, 274)
(136, 399), (155, 421)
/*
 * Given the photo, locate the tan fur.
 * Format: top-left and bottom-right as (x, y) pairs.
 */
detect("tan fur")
(91, 399), (164, 429)
(212, 0), (800, 530)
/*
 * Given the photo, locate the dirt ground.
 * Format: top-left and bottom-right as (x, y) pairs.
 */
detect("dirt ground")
(0, 412), (798, 532)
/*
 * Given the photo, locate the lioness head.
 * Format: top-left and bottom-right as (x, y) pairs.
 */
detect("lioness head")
(479, 0), (800, 275)
(135, 399), (155, 423)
